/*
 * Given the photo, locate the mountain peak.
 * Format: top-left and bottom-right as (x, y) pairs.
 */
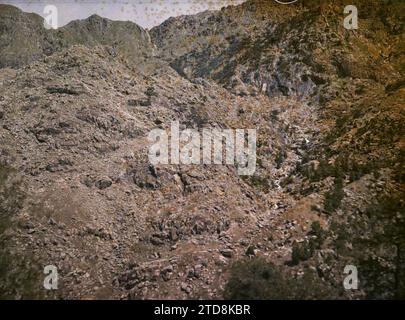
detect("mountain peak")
(0, 5), (153, 69)
(0, 3), (23, 14)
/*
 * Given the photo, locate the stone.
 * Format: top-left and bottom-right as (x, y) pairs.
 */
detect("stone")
(245, 245), (256, 257)
(220, 249), (233, 258)
(127, 99), (137, 106)
(95, 178), (112, 190)
(169, 228), (178, 241)
(180, 282), (191, 294)
(150, 236), (164, 246)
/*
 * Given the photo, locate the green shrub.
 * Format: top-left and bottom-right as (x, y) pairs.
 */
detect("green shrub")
(291, 240), (315, 265)
(290, 222), (325, 265)
(224, 258), (339, 300)
(243, 175), (270, 192)
(323, 177), (344, 213)
(275, 149), (287, 169)
(308, 221), (325, 248)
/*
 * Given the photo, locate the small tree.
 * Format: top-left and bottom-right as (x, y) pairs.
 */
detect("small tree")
(324, 177), (345, 213)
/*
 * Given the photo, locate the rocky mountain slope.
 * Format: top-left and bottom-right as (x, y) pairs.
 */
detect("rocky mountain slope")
(0, 0), (404, 299)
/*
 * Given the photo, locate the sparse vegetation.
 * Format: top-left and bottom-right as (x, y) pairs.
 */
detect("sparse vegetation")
(291, 221), (325, 265)
(0, 164), (43, 300)
(323, 177), (345, 214)
(275, 149), (287, 169)
(224, 258), (339, 300)
(243, 175), (270, 192)
(291, 240), (314, 265)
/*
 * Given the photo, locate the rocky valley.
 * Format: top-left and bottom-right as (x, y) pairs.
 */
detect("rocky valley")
(0, 0), (404, 300)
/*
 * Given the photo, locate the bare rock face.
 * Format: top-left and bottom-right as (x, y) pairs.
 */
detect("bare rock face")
(0, 0), (404, 300)
(151, 0), (404, 99)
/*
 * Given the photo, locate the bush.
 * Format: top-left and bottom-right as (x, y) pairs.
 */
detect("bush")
(308, 221), (325, 248)
(275, 149), (287, 169)
(291, 240), (314, 265)
(243, 175), (270, 192)
(290, 222), (325, 265)
(323, 177), (344, 213)
(224, 258), (339, 300)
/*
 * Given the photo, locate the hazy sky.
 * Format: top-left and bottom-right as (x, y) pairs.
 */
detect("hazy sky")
(1, 0), (246, 29)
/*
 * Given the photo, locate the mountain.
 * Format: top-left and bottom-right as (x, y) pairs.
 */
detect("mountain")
(0, 5), (156, 71)
(0, 0), (404, 299)
(0, 5), (48, 68)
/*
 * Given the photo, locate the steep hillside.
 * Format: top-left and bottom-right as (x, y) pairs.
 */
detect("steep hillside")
(151, 0), (404, 97)
(0, 5), (47, 68)
(1, 43), (301, 299)
(0, 0), (404, 299)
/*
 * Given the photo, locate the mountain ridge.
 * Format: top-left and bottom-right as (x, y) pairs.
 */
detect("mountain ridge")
(0, 4), (155, 70)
